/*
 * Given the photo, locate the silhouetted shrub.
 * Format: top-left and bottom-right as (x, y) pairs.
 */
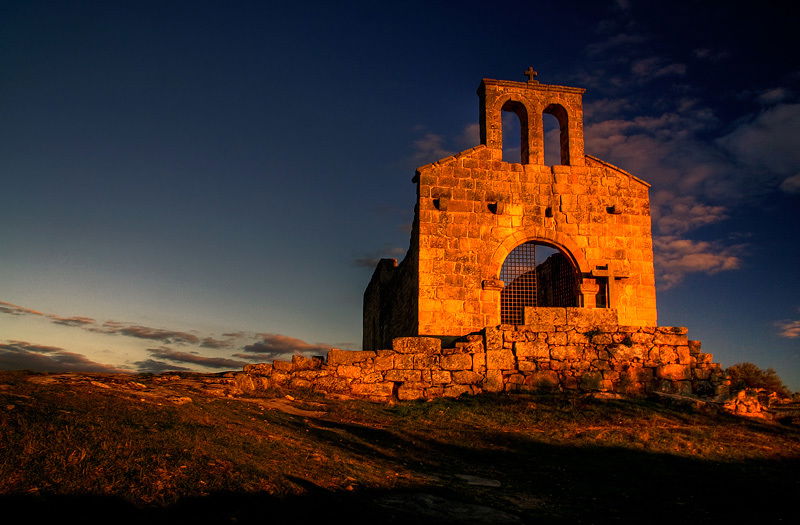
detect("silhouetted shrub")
(726, 362), (790, 397)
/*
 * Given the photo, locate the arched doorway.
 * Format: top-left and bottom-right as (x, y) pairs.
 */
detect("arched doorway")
(500, 241), (578, 324)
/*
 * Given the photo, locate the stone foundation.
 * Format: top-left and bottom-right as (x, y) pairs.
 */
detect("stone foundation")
(237, 309), (726, 402)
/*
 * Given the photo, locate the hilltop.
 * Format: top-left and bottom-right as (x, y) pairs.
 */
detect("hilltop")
(1, 370), (799, 524)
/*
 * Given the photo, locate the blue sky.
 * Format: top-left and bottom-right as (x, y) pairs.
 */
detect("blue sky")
(1, 1), (798, 388)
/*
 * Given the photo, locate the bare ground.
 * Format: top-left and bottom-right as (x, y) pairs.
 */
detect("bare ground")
(1, 370), (799, 524)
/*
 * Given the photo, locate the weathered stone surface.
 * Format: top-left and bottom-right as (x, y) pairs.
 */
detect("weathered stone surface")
(374, 354), (394, 371)
(351, 382), (394, 397)
(514, 341), (550, 359)
(397, 385), (424, 400)
(654, 333), (689, 346)
(452, 370), (483, 384)
(551, 345), (580, 361)
(336, 365), (362, 379)
(327, 349), (376, 365)
(547, 332), (568, 345)
(472, 352), (486, 371)
(441, 353), (472, 370)
(241, 324), (723, 402)
(649, 346), (678, 364)
(565, 307), (618, 327)
(311, 376), (350, 393)
(393, 354), (416, 369)
(503, 331), (527, 343)
(524, 307), (566, 326)
(384, 369), (423, 382)
(292, 355), (323, 370)
(567, 331), (589, 344)
(657, 364), (690, 381)
(243, 363), (273, 376)
(609, 343), (646, 361)
(486, 350), (515, 370)
(590, 333), (613, 345)
(443, 384), (471, 397)
(273, 360), (293, 372)
(524, 371), (559, 390)
(360, 371), (384, 383)
(289, 378), (312, 389)
(630, 332), (654, 344)
(579, 372), (603, 390)
(413, 353), (439, 369)
(484, 326), (503, 350)
(483, 370), (504, 392)
(392, 337), (442, 354)
(430, 370), (452, 383)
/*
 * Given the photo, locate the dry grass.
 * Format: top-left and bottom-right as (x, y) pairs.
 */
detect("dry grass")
(1, 370), (799, 524)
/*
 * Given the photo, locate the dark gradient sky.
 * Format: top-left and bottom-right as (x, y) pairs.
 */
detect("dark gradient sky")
(1, 1), (798, 387)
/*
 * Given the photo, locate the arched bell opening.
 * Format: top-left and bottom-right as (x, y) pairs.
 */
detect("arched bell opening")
(500, 99), (529, 164)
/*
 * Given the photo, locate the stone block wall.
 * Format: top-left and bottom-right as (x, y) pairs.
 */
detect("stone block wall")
(365, 76), (660, 346)
(363, 255), (419, 351)
(414, 146), (658, 337)
(238, 309), (725, 402)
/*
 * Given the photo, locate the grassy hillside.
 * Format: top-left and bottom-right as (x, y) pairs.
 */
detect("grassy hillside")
(1, 370), (799, 524)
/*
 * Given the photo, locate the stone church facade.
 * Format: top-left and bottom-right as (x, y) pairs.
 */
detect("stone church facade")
(364, 73), (657, 351)
(239, 72), (726, 401)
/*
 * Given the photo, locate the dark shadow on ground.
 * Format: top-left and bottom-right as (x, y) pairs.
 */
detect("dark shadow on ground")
(3, 434), (798, 524)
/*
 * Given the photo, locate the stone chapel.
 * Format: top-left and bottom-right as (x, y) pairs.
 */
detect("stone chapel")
(239, 70), (724, 402)
(363, 70), (657, 350)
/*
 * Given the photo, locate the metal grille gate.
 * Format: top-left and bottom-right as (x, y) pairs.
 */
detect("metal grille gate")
(500, 241), (538, 325)
(500, 242), (579, 325)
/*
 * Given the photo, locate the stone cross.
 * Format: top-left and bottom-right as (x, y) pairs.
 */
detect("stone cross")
(592, 266), (628, 309)
(524, 66), (538, 82)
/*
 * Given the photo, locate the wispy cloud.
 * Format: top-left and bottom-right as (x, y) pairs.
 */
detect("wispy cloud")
(411, 132), (453, 165)
(0, 298), (332, 372)
(630, 57), (686, 80)
(652, 193), (728, 236)
(99, 321), (201, 345)
(775, 319), (800, 338)
(132, 359), (192, 374)
(146, 347), (247, 370)
(654, 236), (744, 289)
(586, 33), (644, 56)
(692, 48), (730, 62)
(717, 103), (800, 177)
(574, 12), (799, 290)
(0, 298), (211, 347)
(0, 340), (126, 373)
(0, 300), (45, 317)
(353, 246), (406, 268)
(757, 88), (792, 105)
(410, 123), (479, 165)
(199, 337), (233, 349)
(241, 333), (331, 359)
(779, 173), (800, 194)
(48, 315), (97, 327)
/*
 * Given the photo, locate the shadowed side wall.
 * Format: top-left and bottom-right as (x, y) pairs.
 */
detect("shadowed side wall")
(362, 208), (420, 351)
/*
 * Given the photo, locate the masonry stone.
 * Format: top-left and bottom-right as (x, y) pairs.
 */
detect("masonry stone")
(239, 71), (727, 403)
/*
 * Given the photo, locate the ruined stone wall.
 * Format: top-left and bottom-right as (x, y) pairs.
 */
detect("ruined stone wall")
(362, 224), (420, 350)
(239, 309), (724, 402)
